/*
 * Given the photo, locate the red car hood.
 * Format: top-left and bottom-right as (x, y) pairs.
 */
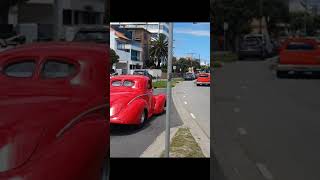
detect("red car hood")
(0, 96), (69, 173)
(110, 91), (138, 117)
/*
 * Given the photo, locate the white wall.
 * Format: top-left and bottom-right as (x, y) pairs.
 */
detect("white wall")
(110, 30), (131, 62)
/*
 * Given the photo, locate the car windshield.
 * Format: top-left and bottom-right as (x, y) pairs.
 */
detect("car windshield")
(244, 37), (261, 46)
(73, 31), (108, 43)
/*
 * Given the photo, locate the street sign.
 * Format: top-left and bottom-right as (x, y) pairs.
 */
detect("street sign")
(173, 66), (176, 70)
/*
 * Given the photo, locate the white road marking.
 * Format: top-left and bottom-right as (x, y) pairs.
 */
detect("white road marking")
(256, 163), (274, 180)
(190, 113), (196, 119)
(237, 128), (247, 135)
(183, 95), (186, 98)
(233, 167), (240, 176)
(233, 107), (240, 113)
(184, 101), (188, 105)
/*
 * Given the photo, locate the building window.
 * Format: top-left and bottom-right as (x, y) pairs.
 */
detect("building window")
(131, 50), (140, 61)
(148, 24), (159, 30)
(74, 11), (79, 25)
(117, 41), (129, 52)
(63, 9), (72, 25)
(161, 25), (169, 34)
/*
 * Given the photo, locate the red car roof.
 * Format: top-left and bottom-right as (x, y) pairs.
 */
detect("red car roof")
(111, 75), (150, 81)
(0, 42), (108, 57)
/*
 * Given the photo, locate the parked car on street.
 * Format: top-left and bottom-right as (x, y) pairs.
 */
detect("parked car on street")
(239, 34), (273, 60)
(73, 26), (109, 45)
(184, 72), (196, 80)
(196, 73), (211, 86)
(0, 42), (109, 180)
(110, 75), (166, 128)
(0, 34), (26, 52)
(276, 38), (320, 78)
(132, 69), (153, 80)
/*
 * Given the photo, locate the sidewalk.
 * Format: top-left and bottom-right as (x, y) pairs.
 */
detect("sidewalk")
(141, 80), (209, 158)
(171, 81), (210, 157)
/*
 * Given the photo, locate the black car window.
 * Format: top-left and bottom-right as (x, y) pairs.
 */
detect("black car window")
(199, 74), (209, 78)
(286, 42), (315, 50)
(41, 60), (76, 79)
(3, 60), (36, 78)
(111, 80), (122, 87)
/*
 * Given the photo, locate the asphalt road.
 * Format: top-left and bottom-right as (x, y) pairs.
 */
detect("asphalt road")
(110, 88), (183, 157)
(174, 80), (211, 138)
(213, 58), (320, 180)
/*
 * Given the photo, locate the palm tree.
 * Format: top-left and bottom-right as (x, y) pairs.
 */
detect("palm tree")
(149, 34), (168, 68)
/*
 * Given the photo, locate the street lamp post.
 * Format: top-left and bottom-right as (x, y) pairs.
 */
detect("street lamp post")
(305, 0), (308, 35)
(53, 0), (63, 41)
(165, 23), (173, 158)
(259, 0), (263, 34)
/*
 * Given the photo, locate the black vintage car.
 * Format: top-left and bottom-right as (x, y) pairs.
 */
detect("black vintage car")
(238, 34), (274, 60)
(132, 70), (153, 80)
(184, 72), (196, 80)
(73, 26), (109, 44)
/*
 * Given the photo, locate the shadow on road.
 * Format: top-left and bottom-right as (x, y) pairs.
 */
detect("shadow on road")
(277, 74), (320, 80)
(110, 114), (164, 136)
(212, 157), (227, 180)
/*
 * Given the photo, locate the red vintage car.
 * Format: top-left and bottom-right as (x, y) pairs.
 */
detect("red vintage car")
(276, 38), (320, 77)
(0, 42), (109, 180)
(110, 75), (166, 128)
(196, 73), (211, 86)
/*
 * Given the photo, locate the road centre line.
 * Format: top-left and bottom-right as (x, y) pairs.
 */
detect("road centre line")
(190, 113), (196, 119)
(256, 163), (274, 180)
(237, 128), (247, 135)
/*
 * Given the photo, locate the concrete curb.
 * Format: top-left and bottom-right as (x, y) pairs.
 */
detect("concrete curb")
(172, 82), (210, 157)
(140, 127), (181, 157)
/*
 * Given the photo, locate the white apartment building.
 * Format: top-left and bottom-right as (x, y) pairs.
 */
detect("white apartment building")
(8, 0), (105, 42)
(110, 27), (143, 75)
(289, 0), (320, 15)
(110, 22), (169, 40)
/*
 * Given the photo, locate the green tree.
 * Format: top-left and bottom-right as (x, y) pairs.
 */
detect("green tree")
(0, 0), (29, 24)
(149, 34), (168, 68)
(110, 49), (119, 70)
(211, 0), (255, 52)
(211, 0), (289, 52)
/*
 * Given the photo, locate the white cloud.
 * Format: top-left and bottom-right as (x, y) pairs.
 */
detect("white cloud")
(175, 29), (210, 37)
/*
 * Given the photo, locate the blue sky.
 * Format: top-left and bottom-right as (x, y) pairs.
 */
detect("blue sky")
(173, 22), (210, 65)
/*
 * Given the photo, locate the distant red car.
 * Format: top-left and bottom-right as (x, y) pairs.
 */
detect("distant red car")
(110, 75), (166, 128)
(276, 38), (320, 77)
(0, 42), (109, 180)
(196, 73), (211, 86)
